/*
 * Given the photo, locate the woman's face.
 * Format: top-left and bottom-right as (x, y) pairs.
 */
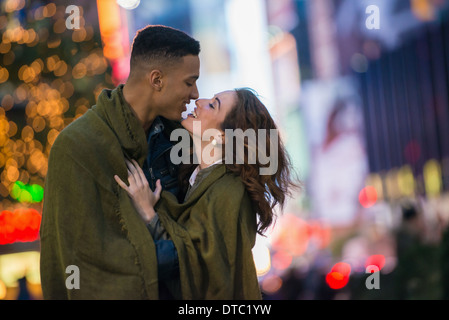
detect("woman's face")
(182, 90), (237, 138)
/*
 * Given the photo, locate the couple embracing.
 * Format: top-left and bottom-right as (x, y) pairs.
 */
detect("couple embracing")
(40, 25), (298, 300)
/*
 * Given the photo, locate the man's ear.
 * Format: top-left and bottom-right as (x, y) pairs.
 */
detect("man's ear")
(147, 69), (163, 91)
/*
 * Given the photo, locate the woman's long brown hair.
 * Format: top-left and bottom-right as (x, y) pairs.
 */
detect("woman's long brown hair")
(178, 88), (300, 235)
(221, 88), (300, 235)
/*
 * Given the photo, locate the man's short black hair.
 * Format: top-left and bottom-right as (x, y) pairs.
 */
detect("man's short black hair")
(130, 25), (200, 72)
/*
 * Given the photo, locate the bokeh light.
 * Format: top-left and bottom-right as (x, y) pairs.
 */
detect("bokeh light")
(358, 186), (378, 208)
(326, 262), (351, 290)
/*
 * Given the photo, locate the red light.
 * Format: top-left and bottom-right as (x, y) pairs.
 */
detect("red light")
(359, 186), (377, 208)
(365, 254), (385, 271)
(326, 262), (351, 290)
(0, 208), (41, 245)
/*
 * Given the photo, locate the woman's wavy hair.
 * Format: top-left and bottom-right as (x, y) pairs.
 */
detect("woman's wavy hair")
(221, 88), (300, 234)
(178, 88), (300, 235)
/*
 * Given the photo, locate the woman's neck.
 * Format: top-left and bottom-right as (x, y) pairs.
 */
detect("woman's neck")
(192, 137), (222, 170)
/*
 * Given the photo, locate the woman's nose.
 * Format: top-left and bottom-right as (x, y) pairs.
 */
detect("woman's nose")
(195, 99), (205, 108)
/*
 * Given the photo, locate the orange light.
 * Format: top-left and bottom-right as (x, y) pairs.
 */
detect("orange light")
(97, 0), (125, 59)
(96, 0), (130, 84)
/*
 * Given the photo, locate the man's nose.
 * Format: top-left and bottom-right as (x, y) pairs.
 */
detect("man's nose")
(190, 84), (199, 100)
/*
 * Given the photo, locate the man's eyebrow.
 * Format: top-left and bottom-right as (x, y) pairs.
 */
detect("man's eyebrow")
(188, 75), (199, 80)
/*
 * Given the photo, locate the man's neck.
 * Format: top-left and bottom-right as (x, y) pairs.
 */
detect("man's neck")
(122, 83), (155, 133)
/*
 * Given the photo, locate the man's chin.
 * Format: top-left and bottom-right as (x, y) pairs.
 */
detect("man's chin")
(162, 113), (184, 122)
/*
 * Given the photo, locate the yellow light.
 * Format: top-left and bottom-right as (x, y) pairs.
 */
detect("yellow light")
(32, 116), (46, 133)
(0, 67), (9, 84)
(43, 3), (56, 17)
(0, 280), (6, 299)
(385, 169), (401, 201)
(21, 125), (34, 142)
(72, 62), (87, 79)
(252, 241), (271, 277)
(53, 60), (67, 77)
(46, 55), (59, 72)
(4, 0), (26, 13)
(36, 100), (50, 117)
(26, 29), (37, 44)
(424, 159), (442, 198)
(47, 129), (59, 146)
(7, 121), (17, 137)
(0, 118), (9, 135)
(18, 65), (36, 83)
(397, 165), (415, 197)
(0, 251), (41, 288)
(6, 165), (19, 182)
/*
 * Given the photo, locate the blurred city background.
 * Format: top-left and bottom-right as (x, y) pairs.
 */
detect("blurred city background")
(1, 0), (449, 300)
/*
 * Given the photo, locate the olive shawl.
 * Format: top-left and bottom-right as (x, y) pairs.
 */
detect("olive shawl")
(40, 85), (164, 299)
(156, 164), (262, 300)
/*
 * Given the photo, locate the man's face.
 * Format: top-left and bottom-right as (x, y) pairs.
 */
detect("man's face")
(155, 55), (200, 121)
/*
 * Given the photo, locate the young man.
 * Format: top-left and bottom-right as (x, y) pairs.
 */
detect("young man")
(39, 25), (200, 299)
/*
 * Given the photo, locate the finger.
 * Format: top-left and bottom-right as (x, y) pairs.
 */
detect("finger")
(114, 175), (129, 192)
(125, 160), (134, 177)
(126, 160), (142, 186)
(154, 179), (162, 202)
(132, 159), (148, 187)
(125, 159), (135, 173)
(127, 168), (137, 187)
(127, 159), (143, 186)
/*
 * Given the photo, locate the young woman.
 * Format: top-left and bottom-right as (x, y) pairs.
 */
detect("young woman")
(115, 88), (299, 299)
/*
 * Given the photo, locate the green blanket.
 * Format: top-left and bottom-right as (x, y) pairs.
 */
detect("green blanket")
(40, 85), (162, 299)
(156, 164), (262, 300)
